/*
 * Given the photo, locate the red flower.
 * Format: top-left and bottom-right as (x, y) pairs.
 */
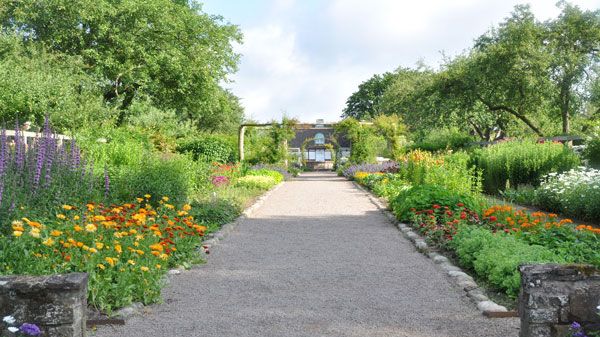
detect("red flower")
(460, 212), (467, 220)
(457, 203), (464, 207)
(489, 216), (497, 222)
(432, 204), (441, 209)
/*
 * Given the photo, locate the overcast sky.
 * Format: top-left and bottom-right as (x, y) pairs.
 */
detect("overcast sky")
(201, 0), (600, 123)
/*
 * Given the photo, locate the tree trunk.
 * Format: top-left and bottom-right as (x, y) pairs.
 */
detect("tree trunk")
(560, 81), (570, 135)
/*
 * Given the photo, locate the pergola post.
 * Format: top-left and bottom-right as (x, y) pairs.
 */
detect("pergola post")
(238, 125), (246, 162)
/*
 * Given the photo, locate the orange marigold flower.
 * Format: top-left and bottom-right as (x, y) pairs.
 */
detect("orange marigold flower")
(50, 230), (63, 237)
(74, 225), (83, 232)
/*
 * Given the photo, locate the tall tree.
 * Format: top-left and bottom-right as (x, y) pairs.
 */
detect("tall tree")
(342, 72), (396, 120)
(546, 3), (600, 134)
(0, 0), (242, 129)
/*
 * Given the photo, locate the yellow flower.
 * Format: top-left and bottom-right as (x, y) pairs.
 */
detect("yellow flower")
(182, 204), (192, 211)
(29, 228), (41, 238)
(73, 215), (80, 221)
(164, 204), (175, 210)
(144, 194), (151, 199)
(95, 242), (104, 250)
(114, 244), (122, 254)
(149, 243), (163, 252)
(82, 245), (90, 251)
(89, 248), (98, 254)
(50, 230), (63, 237)
(13, 231), (23, 237)
(162, 196), (169, 201)
(140, 266), (150, 272)
(178, 211), (188, 216)
(62, 205), (74, 210)
(85, 224), (97, 232)
(74, 225), (83, 232)
(155, 264), (161, 269)
(11, 220), (24, 231)
(42, 238), (55, 247)
(93, 215), (106, 222)
(127, 260), (136, 265)
(159, 254), (169, 260)
(97, 264), (106, 270)
(105, 257), (116, 267)
(56, 214), (66, 220)
(136, 198), (144, 203)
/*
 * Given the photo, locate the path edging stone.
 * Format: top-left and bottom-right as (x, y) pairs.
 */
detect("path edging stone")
(351, 181), (510, 316)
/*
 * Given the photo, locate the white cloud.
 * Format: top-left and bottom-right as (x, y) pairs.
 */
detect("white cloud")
(210, 0), (600, 123)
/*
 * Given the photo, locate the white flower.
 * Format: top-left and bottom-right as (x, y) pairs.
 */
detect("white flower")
(2, 316), (15, 325)
(7, 327), (19, 333)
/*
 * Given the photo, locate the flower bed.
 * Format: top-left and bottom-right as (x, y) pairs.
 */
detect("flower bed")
(350, 160), (599, 298)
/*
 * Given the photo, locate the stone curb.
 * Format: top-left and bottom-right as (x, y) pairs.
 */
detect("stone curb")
(351, 181), (509, 316)
(108, 181), (285, 321)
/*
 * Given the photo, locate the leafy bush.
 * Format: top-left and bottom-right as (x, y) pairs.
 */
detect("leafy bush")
(390, 184), (479, 221)
(235, 175), (278, 190)
(412, 127), (474, 152)
(470, 141), (580, 194)
(109, 153), (199, 206)
(246, 169), (284, 184)
(191, 199), (242, 226)
(536, 168), (600, 222)
(397, 150), (482, 196)
(584, 137), (600, 168)
(341, 161), (399, 178)
(177, 135), (236, 163)
(499, 185), (537, 205)
(76, 127), (151, 168)
(249, 164), (293, 180)
(451, 226), (564, 297)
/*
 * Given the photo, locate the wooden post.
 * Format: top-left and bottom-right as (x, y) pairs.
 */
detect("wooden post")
(238, 125), (246, 162)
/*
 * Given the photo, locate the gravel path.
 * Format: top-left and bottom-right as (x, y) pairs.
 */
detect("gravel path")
(93, 172), (519, 337)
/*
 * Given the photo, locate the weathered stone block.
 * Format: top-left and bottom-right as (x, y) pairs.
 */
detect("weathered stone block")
(520, 264), (600, 337)
(0, 273), (88, 337)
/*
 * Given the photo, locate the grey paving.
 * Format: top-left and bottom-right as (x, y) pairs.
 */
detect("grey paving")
(93, 172), (520, 337)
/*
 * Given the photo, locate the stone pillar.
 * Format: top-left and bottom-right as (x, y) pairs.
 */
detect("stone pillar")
(0, 273), (88, 337)
(519, 264), (600, 337)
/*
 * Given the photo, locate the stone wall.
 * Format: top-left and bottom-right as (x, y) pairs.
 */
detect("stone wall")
(0, 273), (88, 337)
(519, 264), (600, 337)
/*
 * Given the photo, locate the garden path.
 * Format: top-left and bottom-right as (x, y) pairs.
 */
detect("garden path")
(93, 171), (519, 337)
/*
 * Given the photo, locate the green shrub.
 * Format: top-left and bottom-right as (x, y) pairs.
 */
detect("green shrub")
(451, 226), (564, 297)
(177, 135), (236, 163)
(470, 141), (580, 194)
(110, 153), (198, 206)
(412, 127), (474, 152)
(584, 137), (600, 169)
(76, 127), (151, 168)
(246, 169), (284, 184)
(390, 184), (479, 221)
(191, 199), (242, 226)
(235, 175), (278, 190)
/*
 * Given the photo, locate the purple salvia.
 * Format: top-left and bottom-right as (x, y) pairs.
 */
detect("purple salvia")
(0, 128), (6, 177)
(44, 137), (56, 188)
(14, 120), (24, 169)
(0, 181), (4, 207)
(32, 128), (47, 190)
(104, 166), (110, 199)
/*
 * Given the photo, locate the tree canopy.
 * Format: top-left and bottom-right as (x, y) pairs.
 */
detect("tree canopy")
(342, 3), (600, 141)
(0, 0), (243, 132)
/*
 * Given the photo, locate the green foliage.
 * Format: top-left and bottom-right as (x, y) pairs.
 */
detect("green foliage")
(451, 226), (564, 297)
(471, 141), (580, 194)
(246, 169), (284, 184)
(248, 117), (297, 165)
(390, 184), (479, 221)
(235, 175), (278, 190)
(372, 114), (407, 159)
(584, 136), (600, 168)
(397, 151), (483, 196)
(342, 72), (396, 119)
(499, 185), (537, 205)
(335, 118), (379, 164)
(190, 199), (242, 226)
(412, 127), (474, 152)
(0, 32), (110, 130)
(177, 135), (236, 163)
(0, 0), (243, 132)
